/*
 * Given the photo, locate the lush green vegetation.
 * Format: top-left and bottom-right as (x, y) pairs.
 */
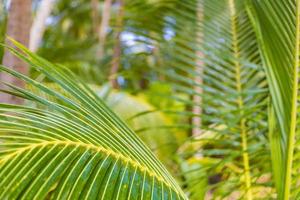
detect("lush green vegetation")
(0, 0), (299, 199)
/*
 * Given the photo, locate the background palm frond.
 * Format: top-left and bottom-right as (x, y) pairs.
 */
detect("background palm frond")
(148, 0), (271, 198)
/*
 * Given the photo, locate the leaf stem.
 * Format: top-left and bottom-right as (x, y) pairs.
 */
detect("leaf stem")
(229, 0), (253, 199)
(284, 1), (300, 199)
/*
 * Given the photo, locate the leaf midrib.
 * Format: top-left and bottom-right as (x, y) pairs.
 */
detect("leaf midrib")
(284, 1), (300, 199)
(229, 0), (253, 199)
(0, 140), (175, 192)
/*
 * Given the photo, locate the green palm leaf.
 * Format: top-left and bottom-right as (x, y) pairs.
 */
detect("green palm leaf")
(149, 0), (270, 198)
(247, 0), (300, 199)
(0, 40), (186, 199)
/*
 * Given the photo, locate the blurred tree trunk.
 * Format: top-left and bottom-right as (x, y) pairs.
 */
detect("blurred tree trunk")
(110, 0), (124, 89)
(95, 0), (112, 59)
(192, 1), (204, 136)
(0, 0), (32, 104)
(29, 0), (55, 52)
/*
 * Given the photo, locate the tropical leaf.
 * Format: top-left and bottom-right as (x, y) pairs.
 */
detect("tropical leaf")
(0, 40), (186, 199)
(247, 0), (300, 199)
(148, 0), (271, 199)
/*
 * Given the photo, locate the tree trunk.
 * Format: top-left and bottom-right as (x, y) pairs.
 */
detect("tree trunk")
(192, 1), (204, 136)
(0, 0), (32, 104)
(110, 0), (124, 89)
(29, 0), (55, 52)
(96, 0), (112, 59)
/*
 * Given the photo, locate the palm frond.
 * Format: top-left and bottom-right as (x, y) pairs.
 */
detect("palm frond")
(0, 40), (186, 199)
(146, 0), (270, 198)
(247, 0), (300, 199)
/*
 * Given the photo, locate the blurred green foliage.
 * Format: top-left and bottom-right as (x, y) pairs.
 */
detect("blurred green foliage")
(0, 0), (7, 62)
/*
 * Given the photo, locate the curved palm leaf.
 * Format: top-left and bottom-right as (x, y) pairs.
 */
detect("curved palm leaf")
(27, 82), (181, 168)
(247, 1), (300, 199)
(0, 40), (186, 199)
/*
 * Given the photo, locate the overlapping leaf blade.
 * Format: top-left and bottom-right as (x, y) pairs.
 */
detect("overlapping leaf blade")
(247, 0), (300, 199)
